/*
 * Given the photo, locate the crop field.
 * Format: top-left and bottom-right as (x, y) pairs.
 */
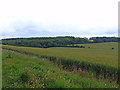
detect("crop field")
(2, 42), (118, 68)
(2, 42), (119, 88)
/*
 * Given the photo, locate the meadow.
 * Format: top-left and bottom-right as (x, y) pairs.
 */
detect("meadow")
(2, 42), (119, 88)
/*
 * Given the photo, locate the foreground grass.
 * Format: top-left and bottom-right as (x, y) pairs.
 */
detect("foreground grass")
(2, 50), (117, 88)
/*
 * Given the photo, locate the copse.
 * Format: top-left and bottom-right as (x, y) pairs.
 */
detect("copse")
(2, 36), (119, 48)
(2, 36), (89, 48)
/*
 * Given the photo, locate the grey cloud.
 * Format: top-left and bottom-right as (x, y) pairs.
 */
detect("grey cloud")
(0, 20), (118, 39)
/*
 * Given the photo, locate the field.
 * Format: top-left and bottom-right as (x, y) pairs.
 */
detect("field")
(3, 42), (118, 68)
(2, 42), (119, 88)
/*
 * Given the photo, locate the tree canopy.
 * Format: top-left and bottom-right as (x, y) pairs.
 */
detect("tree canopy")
(2, 36), (119, 48)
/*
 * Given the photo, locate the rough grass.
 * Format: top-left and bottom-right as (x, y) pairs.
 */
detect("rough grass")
(2, 50), (118, 88)
(2, 42), (118, 68)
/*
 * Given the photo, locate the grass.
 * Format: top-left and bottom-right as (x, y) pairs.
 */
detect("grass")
(2, 42), (119, 88)
(2, 42), (118, 68)
(74, 42), (118, 50)
(2, 49), (117, 88)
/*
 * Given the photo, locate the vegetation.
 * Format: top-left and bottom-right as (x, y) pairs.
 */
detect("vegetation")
(2, 42), (118, 67)
(2, 36), (89, 48)
(71, 42), (118, 50)
(89, 37), (119, 43)
(2, 42), (119, 86)
(3, 49), (117, 88)
(2, 36), (119, 48)
(2, 36), (119, 88)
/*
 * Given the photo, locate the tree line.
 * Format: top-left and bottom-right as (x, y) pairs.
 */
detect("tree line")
(89, 37), (119, 43)
(2, 36), (119, 48)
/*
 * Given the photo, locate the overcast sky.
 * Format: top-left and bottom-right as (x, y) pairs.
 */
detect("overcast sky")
(0, 0), (119, 39)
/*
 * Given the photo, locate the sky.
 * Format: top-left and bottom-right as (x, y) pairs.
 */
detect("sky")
(0, 0), (119, 39)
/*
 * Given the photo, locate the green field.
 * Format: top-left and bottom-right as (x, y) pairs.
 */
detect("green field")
(2, 42), (119, 88)
(74, 42), (118, 50)
(2, 42), (118, 68)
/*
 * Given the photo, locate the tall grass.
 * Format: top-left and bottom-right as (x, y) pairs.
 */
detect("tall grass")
(3, 50), (117, 88)
(2, 42), (119, 83)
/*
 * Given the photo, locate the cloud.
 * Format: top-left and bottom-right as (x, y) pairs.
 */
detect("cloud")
(0, 0), (118, 38)
(0, 20), (117, 39)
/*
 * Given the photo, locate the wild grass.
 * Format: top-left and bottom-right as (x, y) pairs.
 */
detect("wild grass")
(2, 50), (117, 88)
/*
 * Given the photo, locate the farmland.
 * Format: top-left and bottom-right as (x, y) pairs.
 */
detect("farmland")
(2, 42), (118, 68)
(2, 42), (119, 88)
(3, 49), (117, 88)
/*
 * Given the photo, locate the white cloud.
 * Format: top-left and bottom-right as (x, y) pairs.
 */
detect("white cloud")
(0, 0), (119, 38)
